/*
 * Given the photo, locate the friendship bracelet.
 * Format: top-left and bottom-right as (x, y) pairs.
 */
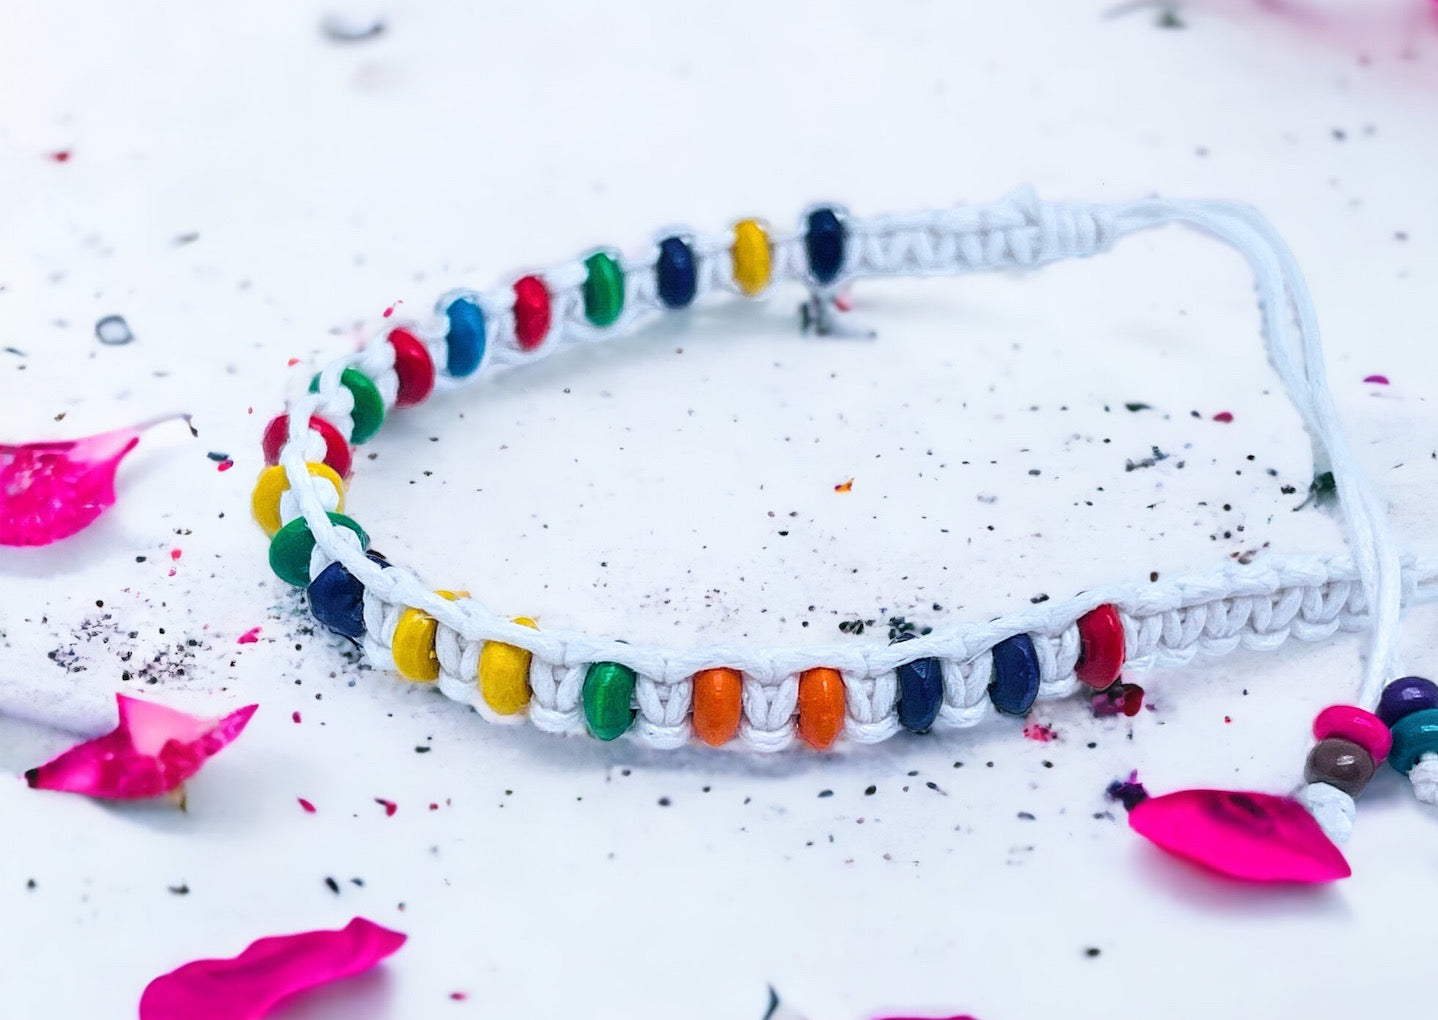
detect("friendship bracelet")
(256, 189), (1438, 880)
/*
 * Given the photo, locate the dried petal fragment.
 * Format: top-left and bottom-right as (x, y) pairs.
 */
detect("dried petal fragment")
(24, 694), (256, 799)
(1129, 788), (1350, 883)
(139, 917), (406, 1020)
(1, 414), (190, 546)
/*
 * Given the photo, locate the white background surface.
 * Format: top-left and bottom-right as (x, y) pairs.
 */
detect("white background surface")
(4, 1), (1438, 1017)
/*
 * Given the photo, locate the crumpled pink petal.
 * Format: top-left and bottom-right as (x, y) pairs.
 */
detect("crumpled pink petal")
(139, 917), (406, 1020)
(24, 694), (256, 799)
(1, 413), (189, 546)
(1129, 788), (1350, 883)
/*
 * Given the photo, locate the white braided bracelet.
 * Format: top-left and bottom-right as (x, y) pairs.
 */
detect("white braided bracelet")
(255, 189), (1436, 826)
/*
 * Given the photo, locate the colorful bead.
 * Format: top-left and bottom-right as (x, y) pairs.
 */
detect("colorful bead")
(1313, 705), (1392, 763)
(989, 633), (1040, 716)
(442, 297), (486, 377)
(692, 667), (743, 747)
(1388, 707), (1438, 774)
(268, 512), (369, 587)
(261, 414), (352, 478)
(1304, 737), (1376, 797)
(512, 275), (551, 350)
(1074, 604), (1124, 690)
(797, 667), (845, 750)
(731, 219), (772, 296)
(391, 590), (465, 682)
(307, 552), (390, 639)
(891, 634), (942, 734)
(583, 661), (636, 740)
(478, 617), (538, 715)
(655, 236), (697, 309)
(388, 328), (435, 408)
(308, 368), (385, 444)
(251, 463), (345, 538)
(582, 252), (625, 327)
(804, 207), (846, 285)
(1376, 676), (1438, 727)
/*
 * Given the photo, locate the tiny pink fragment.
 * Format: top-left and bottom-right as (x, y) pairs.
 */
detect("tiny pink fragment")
(298, 798), (316, 813)
(1212, 411), (1234, 423)
(139, 917), (406, 1020)
(25, 694), (256, 800)
(1022, 723), (1056, 742)
(1363, 374), (1389, 385)
(237, 627), (261, 645)
(375, 797), (397, 817)
(1129, 788), (1349, 883)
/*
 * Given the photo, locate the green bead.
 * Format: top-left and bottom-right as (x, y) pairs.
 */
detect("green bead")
(1388, 707), (1438, 773)
(582, 661), (636, 740)
(268, 512), (369, 587)
(582, 252), (624, 327)
(309, 367), (385, 444)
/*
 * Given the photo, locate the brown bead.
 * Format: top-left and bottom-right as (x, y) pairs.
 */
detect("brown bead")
(1304, 737), (1376, 797)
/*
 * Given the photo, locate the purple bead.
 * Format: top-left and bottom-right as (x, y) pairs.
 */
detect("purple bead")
(1377, 676), (1438, 727)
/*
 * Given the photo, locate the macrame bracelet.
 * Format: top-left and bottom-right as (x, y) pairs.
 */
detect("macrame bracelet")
(256, 189), (1437, 880)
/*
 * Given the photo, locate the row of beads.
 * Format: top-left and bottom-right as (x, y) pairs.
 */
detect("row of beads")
(439, 207), (851, 375)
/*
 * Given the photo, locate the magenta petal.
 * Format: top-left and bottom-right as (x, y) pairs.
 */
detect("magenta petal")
(1129, 789), (1350, 883)
(139, 917), (406, 1020)
(24, 694), (257, 799)
(1, 414), (189, 546)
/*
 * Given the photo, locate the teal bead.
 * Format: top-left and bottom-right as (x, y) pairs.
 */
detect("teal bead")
(1388, 708), (1438, 774)
(582, 252), (624, 327)
(309, 367), (385, 443)
(269, 512), (369, 587)
(583, 661), (636, 740)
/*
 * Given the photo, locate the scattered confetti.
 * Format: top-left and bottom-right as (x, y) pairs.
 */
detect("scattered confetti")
(292, 711), (302, 724)
(1, 415), (192, 546)
(1023, 722), (1057, 742)
(1092, 682), (1144, 718)
(1363, 374), (1390, 385)
(298, 798), (316, 813)
(1105, 771), (1150, 812)
(375, 797), (398, 817)
(1212, 411), (1234, 423)
(236, 627), (261, 645)
(834, 477), (854, 493)
(48, 150), (72, 163)
(95, 315), (135, 346)
(25, 694), (257, 800)
(138, 917), (406, 1020)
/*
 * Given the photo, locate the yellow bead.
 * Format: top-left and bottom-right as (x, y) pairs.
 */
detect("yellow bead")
(391, 590), (465, 682)
(732, 218), (772, 296)
(251, 463), (345, 538)
(478, 616), (539, 715)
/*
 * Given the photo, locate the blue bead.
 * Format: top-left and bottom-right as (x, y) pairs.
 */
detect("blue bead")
(1388, 708), (1438, 773)
(443, 297), (486, 377)
(307, 552), (389, 639)
(989, 633), (1041, 716)
(1377, 676), (1438, 727)
(892, 633), (943, 733)
(655, 236), (697, 309)
(804, 208), (846, 285)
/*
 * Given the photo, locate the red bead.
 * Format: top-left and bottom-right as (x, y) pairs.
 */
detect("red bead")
(1075, 604), (1125, 689)
(387, 328), (435, 408)
(512, 275), (551, 350)
(261, 414), (352, 479)
(1313, 704), (1392, 764)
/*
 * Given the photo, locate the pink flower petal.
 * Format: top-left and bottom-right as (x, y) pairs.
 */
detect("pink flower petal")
(1129, 788), (1350, 883)
(139, 917), (406, 1020)
(1, 413), (191, 546)
(25, 694), (256, 799)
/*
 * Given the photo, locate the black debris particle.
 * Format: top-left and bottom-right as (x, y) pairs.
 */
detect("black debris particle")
(1017, 811), (1036, 821)
(26, 879), (36, 890)
(168, 883), (190, 895)
(817, 789), (834, 799)
(206, 451), (229, 462)
(1124, 402), (1151, 412)
(1124, 446), (1170, 472)
(1085, 947), (1102, 958)
(658, 797), (671, 807)
(324, 876), (341, 894)
(320, 12), (386, 42)
(864, 785), (877, 795)
(414, 746), (431, 754)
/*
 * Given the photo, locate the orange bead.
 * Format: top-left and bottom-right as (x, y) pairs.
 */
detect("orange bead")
(798, 667), (845, 750)
(692, 668), (743, 747)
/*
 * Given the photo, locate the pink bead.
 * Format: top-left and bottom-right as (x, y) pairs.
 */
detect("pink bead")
(1313, 704), (1392, 763)
(1128, 788), (1350, 884)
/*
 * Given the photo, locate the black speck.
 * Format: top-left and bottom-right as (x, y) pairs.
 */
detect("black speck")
(26, 878), (37, 890)
(414, 746), (430, 754)
(1017, 811), (1036, 821)
(168, 883), (190, 895)
(817, 789), (834, 798)
(657, 797), (671, 807)
(864, 785), (877, 795)
(324, 877), (340, 894)
(1085, 947), (1102, 958)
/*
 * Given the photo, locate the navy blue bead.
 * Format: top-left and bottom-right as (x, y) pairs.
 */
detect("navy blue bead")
(892, 633), (943, 733)
(804, 208), (846, 285)
(655, 236), (697, 309)
(989, 633), (1041, 716)
(443, 297), (486, 377)
(1377, 676), (1438, 727)
(307, 552), (389, 639)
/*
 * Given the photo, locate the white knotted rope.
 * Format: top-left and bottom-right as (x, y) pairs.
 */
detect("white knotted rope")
(280, 189), (1429, 756)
